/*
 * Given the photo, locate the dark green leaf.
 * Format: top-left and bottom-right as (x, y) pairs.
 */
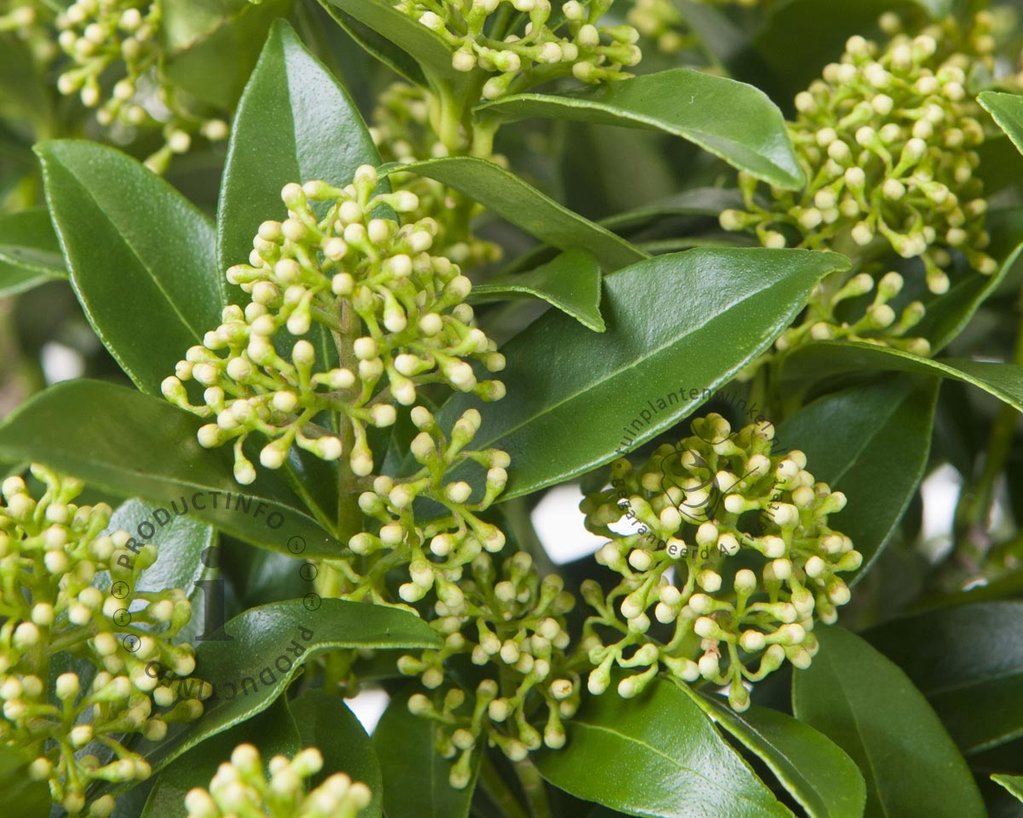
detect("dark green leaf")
(440, 248), (849, 500)
(0, 207), (66, 296)
(536, 678), (790, 817)
(994, 775), (1023, 803)
(218, 19), (379, 273)
(160, 0), (292, 109)
(685, 689), (866, 818)
(471, 249), (605, 332)
(980, 92), (1023, 157)
(783, 341), (1023, 412)
(316, 1), (426, 85)
(778, 377), (938, 581)
(0, 35), (50, 129)
(148, 599), (439, 770)
(0, 380), (341, 557)
(35, 140), (222, 396)
(142, 697), (301, 818)
(478, 69), (803, 189)
(867, 602), (1023, 754)
(322, 0), (475, 93)
(291, 690), (383, 818)
(372, 687), (479, 818)
(393, 157), (647, 271)
(792, 625), (985, 818)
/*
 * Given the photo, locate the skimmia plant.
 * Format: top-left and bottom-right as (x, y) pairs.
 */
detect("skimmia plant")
(2, 1), (1023, 817)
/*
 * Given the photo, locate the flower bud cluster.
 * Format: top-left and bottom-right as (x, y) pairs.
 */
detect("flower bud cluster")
(336, 405), (511, 600)
(370, 82), (503, 267)
(0, 465), (207, 816)
(55, 0), (229, 173)
(720, 15), (1002, 297)
(399, 551), (580, 787)
(162, 166), (505, 486)
(0, 1), (59, 67)
(774, 270), (931, 356)
(579, 413), (860, 710)
(184, 744), (372, 818)
(399, 0), (642, 99)
(628, 0), (761, 55)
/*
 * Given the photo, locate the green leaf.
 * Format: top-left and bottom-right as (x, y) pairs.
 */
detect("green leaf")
(0, 35), (50, 130)
(107, 498), (214, 598)
(782, 341), (1023, 412)
(321, 0), (475, 93)
(0, 380), (341, 557)
(684, 689), (866, 818)
(148, 599), (439, 770)
(160, 0), (292, 109)
(291, 690), (384, 818)
(980, 91), (1023, 157)
(536, 678), (790, 817)
(993, 775), (1023, 803)
(792, 625), (985, 818)
(316, 1), (426, 86)
(0, 207), (66, 296)
(471, 249), (605, 332)
(439, 247), (849, 500)
(477, 69), (803, 189)
(914, 243), (1023, 353)
(218, 19), (379, 274)
(372, 687), (479, 818)
(392, 157), (647, 272)
(778, 377), (938, 580)
(35, 140), (222, 396)
(867, 602), (1023, 754)
(0, 745), (50, 818)
(142, 697), (301, 818)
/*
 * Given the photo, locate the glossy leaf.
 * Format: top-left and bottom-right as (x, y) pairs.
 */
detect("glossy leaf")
(439, 248), (849, 499)
(218, 19), (380, 273)
(316, 0), (426, 85)
(0, 380), (341, 556)
(867, 602), (1023, 753)
(0, 207), (66, 296)
(393, 157), (647, 271)
(35, 140), (222, 396)
(471, 249), (605, 331)
(993, 775), (1023, 803)
(372, 687), (479, 818)
(292, 690), (384, 818)
(778, 377), (938, 580)
(107, 498), (214, 597)
(141, 697), (300, 818)
(686, 690), (865, 818)
(322, 0), (475, 93)
(980, 91), (1023, 157)
(160, 0), (291, 109)
(478, 69), (803, 189)
(792, 626), (985, 818)
(147, 599), (439, 771)
(536, 678), (789, 817)
(782, 341), (1023, 412)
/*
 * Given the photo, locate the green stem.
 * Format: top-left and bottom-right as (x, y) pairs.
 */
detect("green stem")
(479, 754), (531, 818)
(513, 759), (553, 818)
(952, 291), (1023, 565)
